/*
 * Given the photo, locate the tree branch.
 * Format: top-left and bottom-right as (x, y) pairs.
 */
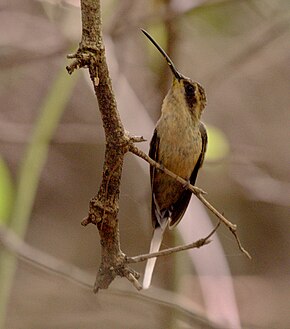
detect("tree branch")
(67, 0), (136, 292)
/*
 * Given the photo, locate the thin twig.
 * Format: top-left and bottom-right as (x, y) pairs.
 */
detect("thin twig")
(129, 143), (206, 196)
(197, 194), (236, 230)
(129, 142), (251, 259)
(230, 228), (252, 259)
(127, 220), (220, 264)
(126, 273), (143, 291)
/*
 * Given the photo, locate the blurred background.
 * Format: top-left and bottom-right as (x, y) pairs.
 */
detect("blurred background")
(0, 0), (289, 328)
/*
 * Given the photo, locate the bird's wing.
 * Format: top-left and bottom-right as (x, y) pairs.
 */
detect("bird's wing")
(169, 122), (208, 228)
(189, 122), (207, 185)
(149, 129), (161, 229)
(195, 122), (208, 171)
(143, 130), (166, 289)
(143, 124), (207, 288)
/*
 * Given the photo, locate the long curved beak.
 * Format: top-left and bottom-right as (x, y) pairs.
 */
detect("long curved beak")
(141, 29), (184, 81)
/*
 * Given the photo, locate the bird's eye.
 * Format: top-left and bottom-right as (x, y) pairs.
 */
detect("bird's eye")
(184, 81), (197, 107)
(185, 83), (195, 96)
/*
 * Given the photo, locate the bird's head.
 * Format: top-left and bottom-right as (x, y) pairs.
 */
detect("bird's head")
(142, 29), (206, 118)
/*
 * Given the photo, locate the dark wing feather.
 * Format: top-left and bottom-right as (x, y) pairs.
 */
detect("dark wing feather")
(189, 122), (207, 185)
(169, 122), (208, 228)
(149, 129), (160, 228)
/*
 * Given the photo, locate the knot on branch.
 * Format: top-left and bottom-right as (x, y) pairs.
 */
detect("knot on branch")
(81, 196), (118, 226)
(106, 132), (146, 156)
(107, 133), (131, 154)
(66, 46), (105, 76)
(94, 254), (141, 292)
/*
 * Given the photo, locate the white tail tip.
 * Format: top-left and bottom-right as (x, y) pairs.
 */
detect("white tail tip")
(143, 226), (164, 289)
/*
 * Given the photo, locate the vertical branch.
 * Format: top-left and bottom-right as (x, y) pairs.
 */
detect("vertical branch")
(76, 0), (126, 225)
(80, 0), (102, 49)
(67, 0), (139, 292)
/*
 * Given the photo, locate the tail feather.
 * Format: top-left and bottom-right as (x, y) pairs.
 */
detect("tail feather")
(143, 226), (164, 289)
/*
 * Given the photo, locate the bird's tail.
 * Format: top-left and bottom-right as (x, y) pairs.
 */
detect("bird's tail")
(142, 226), (164, 289)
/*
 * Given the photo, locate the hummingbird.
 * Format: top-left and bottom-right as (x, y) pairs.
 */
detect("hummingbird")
(141, 29), (208, 289)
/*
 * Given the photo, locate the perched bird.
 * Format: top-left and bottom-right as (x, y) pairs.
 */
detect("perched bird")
(142, 29), (208, 289)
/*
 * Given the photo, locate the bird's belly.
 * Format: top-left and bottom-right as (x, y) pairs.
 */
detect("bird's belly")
(153, 124), (202, 210)
(158, 125), (201, 179)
